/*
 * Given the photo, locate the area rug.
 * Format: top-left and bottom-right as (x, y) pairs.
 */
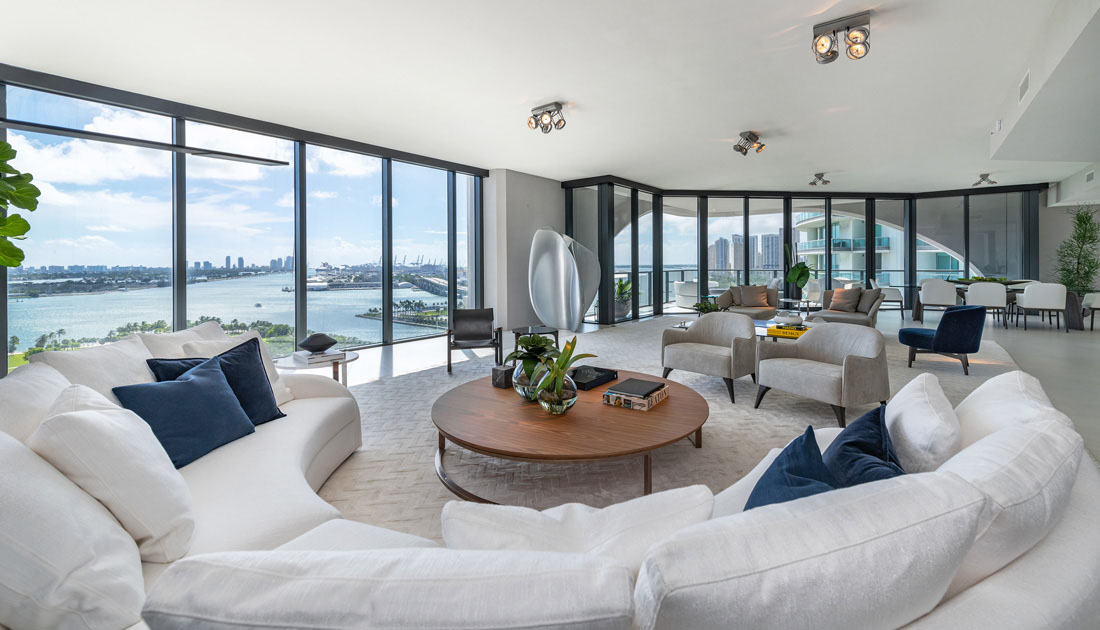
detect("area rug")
(319, 316), (1018, 542)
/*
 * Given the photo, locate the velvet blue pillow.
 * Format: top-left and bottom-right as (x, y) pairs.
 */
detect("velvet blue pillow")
(822, 405), (906, 488)
(146, 337), (285, 426)
(113, 356), (255, 468)
(744, 426), (839, 510)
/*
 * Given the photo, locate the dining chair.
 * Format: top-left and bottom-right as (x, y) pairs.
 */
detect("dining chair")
(965, 282), (1008, 328)
(919, 279), (957, 312)
(1084, 293), (1099, 331)
(870, 279), (905, 319)
(1014, 283), (1068, 332)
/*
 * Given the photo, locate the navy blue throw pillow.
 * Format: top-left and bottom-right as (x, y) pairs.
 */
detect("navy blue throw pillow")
(114, 356), (255, 468)
(744, 426), (839, 511)
(822, 405), (906, 488)
(146, 337), (285, 426)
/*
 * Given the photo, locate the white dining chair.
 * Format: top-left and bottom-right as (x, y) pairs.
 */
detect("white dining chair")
(804, 278), (823, 308)
(1084, 293), (1099, 331)
(1014, 283), (1068, 331)
(965, 282), (1008, 328)
(869, 279), (905, 319)
(920, 279), (957, 308)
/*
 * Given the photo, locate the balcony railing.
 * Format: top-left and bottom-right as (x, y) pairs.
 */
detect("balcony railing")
(797, 237), (891, 251)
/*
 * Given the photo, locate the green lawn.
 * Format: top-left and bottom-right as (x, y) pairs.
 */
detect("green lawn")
(8, 353), (28, 373)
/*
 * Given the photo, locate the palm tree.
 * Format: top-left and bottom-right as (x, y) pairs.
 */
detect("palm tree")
(8, 336), (18, 353)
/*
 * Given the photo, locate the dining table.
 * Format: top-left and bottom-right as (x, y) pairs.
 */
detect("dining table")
(903, 279), (1084, 330)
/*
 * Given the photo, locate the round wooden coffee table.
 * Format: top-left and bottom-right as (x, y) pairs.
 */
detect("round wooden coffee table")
(431, 370), (709, 504)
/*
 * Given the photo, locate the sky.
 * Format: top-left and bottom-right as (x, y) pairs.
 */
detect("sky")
(6, 86), (468, 270)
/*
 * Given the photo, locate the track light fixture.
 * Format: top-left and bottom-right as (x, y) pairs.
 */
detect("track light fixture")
(528, 102), (566, 134)
(972, 173), (998, 187)
(809, 173), (830, 186)
(733, 131), (765, 156)
(812, 11), (871, 64)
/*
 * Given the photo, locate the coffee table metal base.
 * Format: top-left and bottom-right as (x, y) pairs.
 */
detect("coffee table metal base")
(434, 431), (701, 504)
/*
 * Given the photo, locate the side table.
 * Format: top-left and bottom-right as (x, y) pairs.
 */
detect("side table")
(274, 350), (360, 386)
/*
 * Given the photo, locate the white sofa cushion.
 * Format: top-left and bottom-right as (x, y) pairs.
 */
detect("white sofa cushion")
(886, 373), (961, 472)
(634, 473), (987, 630)
(142, 549), (634, 630)
(28, 335), (155, 404)
(138, 321), (227, 359)
(0, 362), (71, 441)
(182, 331), (293, 406)
(713, 427), (843, 518)
(0, 432), (144, 630)
(27, 385), (195, 563)
(938, 421), (1083, 598)
(277, 519), (438, 551)
(955, 370), (1074, 447)
(442, 485), (713, 574)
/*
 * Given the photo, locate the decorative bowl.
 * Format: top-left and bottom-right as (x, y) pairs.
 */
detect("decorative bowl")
(774, 311), (803, 326)
(297, 333), (337, 353)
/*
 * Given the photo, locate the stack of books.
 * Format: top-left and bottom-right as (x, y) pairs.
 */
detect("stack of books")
(767, 323), (809, 339)
(602, 378), (670, 412)
(292, 349), (346, 365)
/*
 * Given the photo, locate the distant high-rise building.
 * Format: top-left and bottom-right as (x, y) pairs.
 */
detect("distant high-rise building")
(202, 261), (212, 270)
(761, 232), (782, 270)
(225, 255), (231, 269)
(193, 261), (201, 270)
(749, 235), (759, 270)
(238, 256), (244, 270)
(709, 236), (730, 271)
(730, 234), (745, 270)
(68, 265), (85, 272)
(285, 255), (294, 270)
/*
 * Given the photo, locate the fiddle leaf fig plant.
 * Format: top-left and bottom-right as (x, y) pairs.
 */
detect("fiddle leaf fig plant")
(785, 244), (814, 289)
(504, 334), (560, 381)
(0, 140), (42, 267)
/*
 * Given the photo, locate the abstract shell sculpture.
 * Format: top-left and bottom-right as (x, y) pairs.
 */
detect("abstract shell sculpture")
(529, 228), (601, 332)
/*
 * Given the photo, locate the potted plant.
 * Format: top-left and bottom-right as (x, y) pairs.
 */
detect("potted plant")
(693, 301), (719, 315)
(533, 336), (596, 415)
(614, 277), (633, 320)
(0, 140), (43, 267)
(503, 335), (560, 401)
(1056, 207), (1099, 297)
(784, 244), (815, 299)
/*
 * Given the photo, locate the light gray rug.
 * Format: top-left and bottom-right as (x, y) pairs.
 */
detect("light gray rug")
(319, 317), (1018, 542)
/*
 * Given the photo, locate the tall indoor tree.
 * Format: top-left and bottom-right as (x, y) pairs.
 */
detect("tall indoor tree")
(1055, 206), (1100, 296)
(0, 140), (42, 267)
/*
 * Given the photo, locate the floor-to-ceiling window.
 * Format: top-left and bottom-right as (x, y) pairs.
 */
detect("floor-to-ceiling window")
(969, 192), (1023, 279)
(390, 162), (449, 341)
(184, 121), (295, 355)
(792, 199), (825, 283)
(305, 145), (383, 349)
(662, 197), (698, 312)
(612, 186), (633, 322)
(456, 173), (477, 309)
(638, 191), (654, 316)
(875, 199), (906, 288)
(831, 198), (867, 286)
(916, 196), (966, 281)
(571, 186), (600, 323)
(748, 198), (784, 286)
(5, 87), (173, 365)
(707, 197), (745, 289)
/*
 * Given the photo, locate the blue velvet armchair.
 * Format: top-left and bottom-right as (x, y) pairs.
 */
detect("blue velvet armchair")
(898, 305), (986, 375)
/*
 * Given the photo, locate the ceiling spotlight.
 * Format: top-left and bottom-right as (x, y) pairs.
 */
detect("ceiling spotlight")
(813, 11), (871, 64)
(809, 173), (831, 186)
(972, 173), (998, 186)
(529, 102), (566, 135)
(734, 131), (764, 157)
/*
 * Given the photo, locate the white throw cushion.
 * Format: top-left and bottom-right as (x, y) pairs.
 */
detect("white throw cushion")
(442, 485), (713, 574)
(955, 370), (1074, 447)
(182, 331), (293, 405)
(28, 335), (155, 404)
(277, 519), (438, 551)
(713, 427), (843, 518)
(0, 432), (144, 630)
(938, 421), (1083, 598)
(0, 362), (71, 441)
(634, 473), (987, 630)
(138, 321), (227, 359)
(886, 373), (961, 472)
(26, 385), (195, 563)
(142, 549), (634, 630)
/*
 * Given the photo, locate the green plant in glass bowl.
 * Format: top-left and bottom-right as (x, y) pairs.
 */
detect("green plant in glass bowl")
(534, 336), (596, 415)
(503, 334), (560, 401)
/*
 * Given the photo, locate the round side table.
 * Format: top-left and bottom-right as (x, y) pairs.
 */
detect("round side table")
(274, 351), (360, 386)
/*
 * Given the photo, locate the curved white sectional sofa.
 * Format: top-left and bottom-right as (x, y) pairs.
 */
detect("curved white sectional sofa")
(2, 324), (1099, 629)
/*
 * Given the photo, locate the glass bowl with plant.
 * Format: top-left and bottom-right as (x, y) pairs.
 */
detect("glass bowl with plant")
(503, 334), (560, 401)
(534, 336), (596, 415)
(614, 277), (633, 319)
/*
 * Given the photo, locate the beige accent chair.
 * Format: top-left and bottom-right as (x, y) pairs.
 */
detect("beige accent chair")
(754, 322), (889, 426)
(805, 288), (885, 327)
(661, 312), (757, 403)
(713, 285), (778, 320)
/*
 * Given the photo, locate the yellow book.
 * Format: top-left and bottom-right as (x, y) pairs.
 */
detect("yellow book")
(766, 326), (808, 339)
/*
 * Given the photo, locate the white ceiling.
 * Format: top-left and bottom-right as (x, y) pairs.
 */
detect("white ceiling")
(1, 0), (1092, 192)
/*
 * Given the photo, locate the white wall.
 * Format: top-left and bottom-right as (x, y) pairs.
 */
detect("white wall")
(1039, 190), (1100, 282)
(482, 169), (565, 330)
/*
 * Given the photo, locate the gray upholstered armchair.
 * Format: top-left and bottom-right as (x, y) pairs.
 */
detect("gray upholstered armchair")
(661, 312), (757, 403)
(447, 308), (502, 373)
(753, 322), (889, 426)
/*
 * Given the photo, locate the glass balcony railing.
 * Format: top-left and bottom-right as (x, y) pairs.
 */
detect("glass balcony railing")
(797, 237), (891, 251)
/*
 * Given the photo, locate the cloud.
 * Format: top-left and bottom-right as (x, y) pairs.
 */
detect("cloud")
(87, 225), (132, 233)
(309, 190), (338, 200)
(275, 191), (294, 208)
(310, 146), (382, 177)
(371, 194), (398, 208)
(44, 234), (117, 249)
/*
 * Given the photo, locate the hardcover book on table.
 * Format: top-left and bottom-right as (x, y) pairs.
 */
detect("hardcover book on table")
(605, 378), (665, 399)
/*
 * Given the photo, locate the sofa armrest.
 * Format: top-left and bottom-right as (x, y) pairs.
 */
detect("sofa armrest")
(731, 336), (758, 379)
(661, 327), (691, 364)
(282, 373), (355, 401)
(841, 354), (889, 407)
(756, 339), (801, 363)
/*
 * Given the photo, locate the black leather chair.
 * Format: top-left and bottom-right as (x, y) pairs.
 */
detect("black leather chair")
(447, 308), (502, 373)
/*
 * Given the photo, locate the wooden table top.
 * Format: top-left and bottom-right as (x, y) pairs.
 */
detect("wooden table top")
(431, 370), (709, 461)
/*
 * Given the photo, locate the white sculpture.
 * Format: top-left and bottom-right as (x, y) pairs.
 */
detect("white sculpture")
(528, 228), (601, 331)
